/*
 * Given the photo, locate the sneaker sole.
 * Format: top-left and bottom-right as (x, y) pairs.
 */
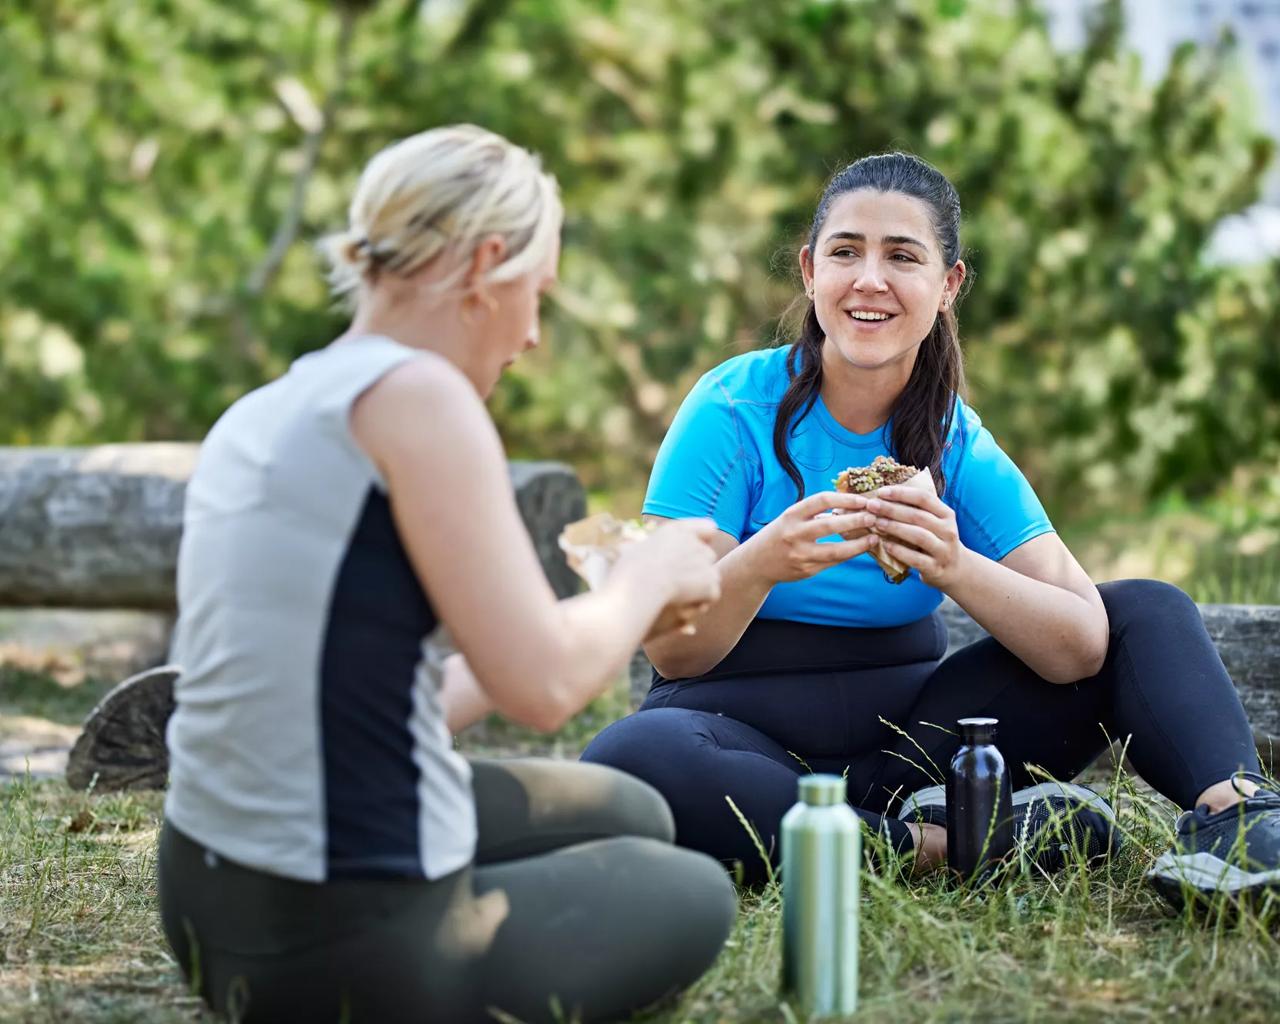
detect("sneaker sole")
(1147, 850), (1280, 906)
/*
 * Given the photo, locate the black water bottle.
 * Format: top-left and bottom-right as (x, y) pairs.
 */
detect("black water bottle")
(946, 717), (1014, 880)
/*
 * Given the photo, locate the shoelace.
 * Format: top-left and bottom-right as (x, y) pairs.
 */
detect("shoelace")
(1174, 772), (1280, 834)
(1231, 771), (1280, 806)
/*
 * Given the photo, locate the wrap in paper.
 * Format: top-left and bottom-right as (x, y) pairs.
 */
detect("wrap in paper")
(834, 460), (937, 584)
(557, 513), (655, 591)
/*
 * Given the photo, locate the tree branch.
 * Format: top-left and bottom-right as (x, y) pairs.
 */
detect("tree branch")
(244, 3), (360, 297)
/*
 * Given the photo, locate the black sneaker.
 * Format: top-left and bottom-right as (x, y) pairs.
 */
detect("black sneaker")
(1009, 782), (1122, 871)
(896, 781), (1121, 872)
(1147, 772), (1280, 908)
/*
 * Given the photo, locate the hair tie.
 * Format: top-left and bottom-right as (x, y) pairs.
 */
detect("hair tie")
(352, 236), (394, 268)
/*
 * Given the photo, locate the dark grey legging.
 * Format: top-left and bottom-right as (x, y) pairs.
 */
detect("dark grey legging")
(158, 759), (737, 1024)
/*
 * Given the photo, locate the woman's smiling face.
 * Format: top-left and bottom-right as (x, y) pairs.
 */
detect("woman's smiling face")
(800, 188), (964, 377)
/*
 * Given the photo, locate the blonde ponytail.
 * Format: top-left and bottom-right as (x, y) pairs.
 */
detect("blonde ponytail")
(320, 124), (561, 303)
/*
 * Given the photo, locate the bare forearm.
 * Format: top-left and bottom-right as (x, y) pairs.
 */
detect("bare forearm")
(943, 549), (1108, 683)
(449, 585), (667, 734)
(457, 521), (720, 733)
(550, 581), (672, 711)
(644, 542), (772, 679)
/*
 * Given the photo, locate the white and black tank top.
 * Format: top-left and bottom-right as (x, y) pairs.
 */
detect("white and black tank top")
(164, 336), (476, 883)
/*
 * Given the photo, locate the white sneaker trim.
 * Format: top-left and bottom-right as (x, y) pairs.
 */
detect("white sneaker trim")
(896, 781), (1116, 823)
(1148, 850), (1280, 893)
(896, 784), (945, 821)
(1011, 782), (1117, 824)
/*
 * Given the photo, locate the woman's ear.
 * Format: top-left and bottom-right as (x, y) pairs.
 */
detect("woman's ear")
(463, 235), (508, 306)
(799, 245), (815, 300)
(942, 259), (966, 311)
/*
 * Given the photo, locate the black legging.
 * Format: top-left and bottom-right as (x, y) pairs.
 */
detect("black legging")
(582, 579), (1260, 885)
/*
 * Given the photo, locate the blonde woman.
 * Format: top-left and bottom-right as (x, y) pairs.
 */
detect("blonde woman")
(158, 125), (735, 1024)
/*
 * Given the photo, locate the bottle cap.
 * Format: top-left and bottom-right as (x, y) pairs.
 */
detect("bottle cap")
(798, 774), (847, 806)
(958, 716), (998, 745)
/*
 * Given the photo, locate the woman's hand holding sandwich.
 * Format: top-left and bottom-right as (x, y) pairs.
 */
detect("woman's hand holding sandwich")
(613, 519), (724, 640)
(741, 491), (878, 584)
(849, 485), (970, 591)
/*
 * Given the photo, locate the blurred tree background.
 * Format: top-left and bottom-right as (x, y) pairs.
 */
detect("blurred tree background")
(3, 0), (1279, 588)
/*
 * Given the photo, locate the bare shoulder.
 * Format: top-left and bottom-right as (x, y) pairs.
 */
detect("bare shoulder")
(349, 351), (499, 473)
(355, 350), (478, 419)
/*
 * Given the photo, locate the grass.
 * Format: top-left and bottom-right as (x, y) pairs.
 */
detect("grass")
(5, 764), (1280, 1022)
(3, 508), (1280, 1021)
(0, 781), (198, 1023)
(0, 665), (117, 729)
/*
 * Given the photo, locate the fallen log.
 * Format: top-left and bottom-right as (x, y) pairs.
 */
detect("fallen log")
(65, 666), (178, 792)
(0, 445), (586, 607)
(0, 445), (195, 610)
(11, 442), (582, 792)
(76, 596), (1280, 793)
(12, 441), (1273, 789)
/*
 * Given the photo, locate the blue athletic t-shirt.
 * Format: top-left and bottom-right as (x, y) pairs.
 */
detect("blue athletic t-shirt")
(643, 346), (1054, 628)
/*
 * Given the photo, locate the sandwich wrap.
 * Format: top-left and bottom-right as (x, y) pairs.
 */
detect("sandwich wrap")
(833, 455), (937, 584)
(558, 513), (655, 591)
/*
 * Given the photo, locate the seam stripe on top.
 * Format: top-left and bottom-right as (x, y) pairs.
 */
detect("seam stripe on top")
(319, 486), (431, 879)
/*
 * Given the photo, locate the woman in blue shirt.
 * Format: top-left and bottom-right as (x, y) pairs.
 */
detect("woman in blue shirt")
(583, 153), (1280, 903)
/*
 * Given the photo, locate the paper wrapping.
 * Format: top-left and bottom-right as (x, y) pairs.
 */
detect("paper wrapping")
(557, 513), (655, 591)
(836, 465), (937, 584)
(558, 514), (704, 637)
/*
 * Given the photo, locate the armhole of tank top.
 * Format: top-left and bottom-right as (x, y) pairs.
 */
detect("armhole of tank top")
(321, 342), (420, 494)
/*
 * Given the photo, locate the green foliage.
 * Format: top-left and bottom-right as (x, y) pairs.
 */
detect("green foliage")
(0, 664), (115, 726)
(2, 0), (1276, 519)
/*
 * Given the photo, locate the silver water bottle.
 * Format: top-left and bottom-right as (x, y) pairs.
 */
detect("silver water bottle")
(781, 774), (860, 1019)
